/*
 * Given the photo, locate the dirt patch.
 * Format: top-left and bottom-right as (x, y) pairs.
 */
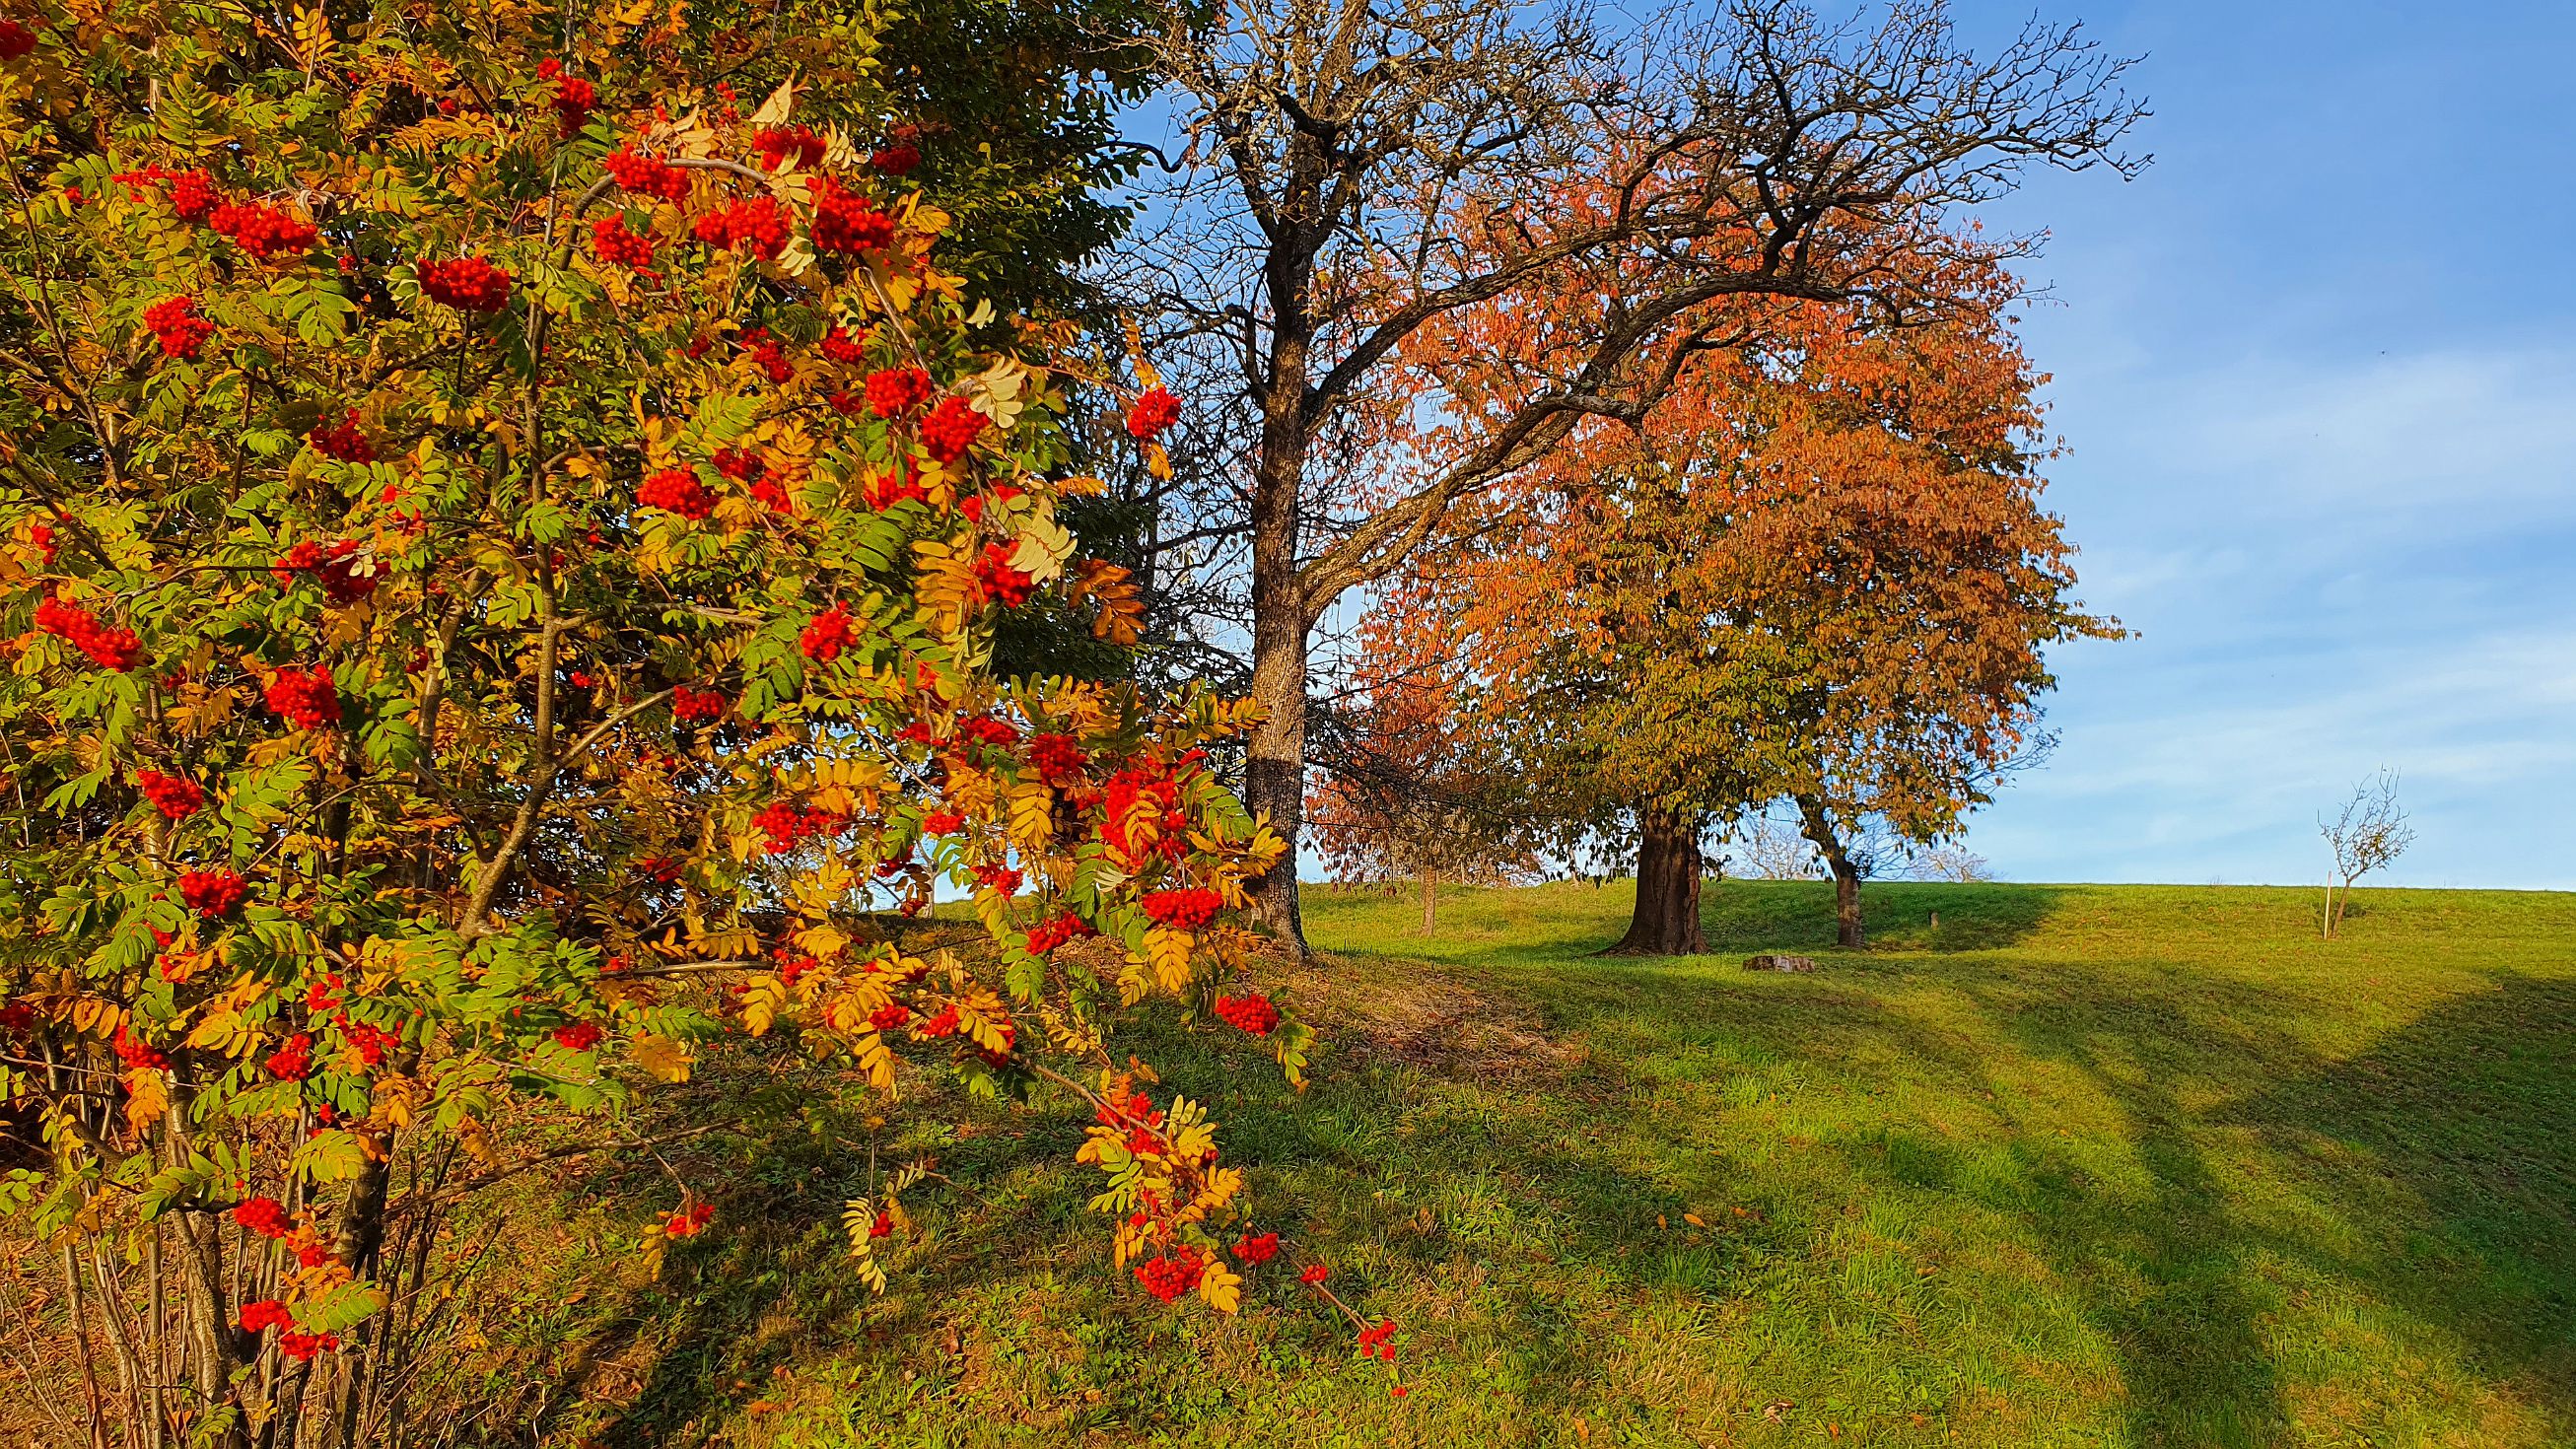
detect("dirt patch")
(1263, 949), (1589, 1084)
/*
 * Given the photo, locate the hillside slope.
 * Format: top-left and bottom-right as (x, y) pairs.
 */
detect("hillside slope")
(329, 882), (2576, 1447)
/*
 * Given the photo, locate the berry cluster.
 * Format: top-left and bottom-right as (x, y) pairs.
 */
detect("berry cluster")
(604, 148), (692, 202)
(820, 324), (869, 363)
(240, 1299), (295, 1334)
(549, 72), (595, 136)
(1024, 911), (1095, 955)
(671, 685), (730, 723)
(1143, 887), (1224, 932)
(207, 201), (317, 260)
(142, 295), (213, 360)
(1357, 1318), (1400, 1361)
(868, 1000), (912, 1031)
(800, 605), (854, 662)
(0, 18), (35, 59)
(809, 179), (895, 254)
(920, 395), (989, 464)
(921, 809), (964, 835)
(866, 459), (928, 509)
(592, 214), (656, 268)
(752, 799), (845, 854)
(693, 195), (792, 259)
(637, 467), (714, 519)
(264, 665), (341, 730)
(663, 1202), (716, 1238)
(870, 140), (922, 176)
(417, 256), (514, 312)
(973, 543), (1036, 608)
(134, 770), (206, 821)
(1134, 1248), (1207, 1303)
(35, 596), (143, 669)
(263, 1033), (312, 1079)
(552, 1020), (603, 1051)
(234, 1196), (292, 1239)
(865, 366), (933, 418)
(1027, 732), (1089, 786)
(1233, 1229), (1280, 1264)
(271, 540), (378, 603)
(306, 410), (375, 462)
(279, 1330), (340, 1362)
(1127, 385), (1183, 440)
(755, 125), (827, 171)
(1101, 766), (1191, 866)
(178, 867), (249, 919)
(112, 1027), (171, 1070)
(339, 1015), (399, 1067)
(1213, 992), (1281, 1036)
(970, 863), (1021, 896)
(734, 329), (792, 384)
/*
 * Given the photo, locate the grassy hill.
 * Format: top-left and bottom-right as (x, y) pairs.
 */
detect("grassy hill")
(439, 881), (2576, 1447)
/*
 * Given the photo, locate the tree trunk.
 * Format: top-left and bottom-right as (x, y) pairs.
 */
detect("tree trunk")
(1605, 804), (1706, 955)
(1795, 794), (1866, 949)
(1419, 869), (1435, 936)
(1243, 245), (1317, 952)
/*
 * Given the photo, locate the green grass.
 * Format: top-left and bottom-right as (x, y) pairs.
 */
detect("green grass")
(461, 880), (2576, 1447)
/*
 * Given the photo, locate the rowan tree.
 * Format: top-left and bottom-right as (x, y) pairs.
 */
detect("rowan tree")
(0, 9), (1333, 1446)
(1377, 239), (2111, 953)
(1115, 0), (2144, 947)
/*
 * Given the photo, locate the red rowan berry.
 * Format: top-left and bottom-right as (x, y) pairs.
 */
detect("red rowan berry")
(133, 769), (204, 820)
(920, 395), (989, 464)
(233, 1197), (292, 1239)
(591, 214), (656, 268)
(1213, 992), (1280, 1036)
(1126, 385), (1182, 440)
(177, 867), (249, 919)
(809, 179), (895, 254)
(264, 665), (340, 730)
(799, 605), (854, 662)
(864, 366), (933, 418)
(637, 467), (714, 519)
(416, 256), (513, 312)
(754, 125), (827, 172)
(870, 141), (921, 175)
(603, 148), (691, 202)
(553, 1020), (602, 1051)
(973, 543), (1035, 608)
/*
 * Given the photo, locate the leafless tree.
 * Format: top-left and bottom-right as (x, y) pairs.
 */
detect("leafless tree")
(1908, 842), (1993, 882)
(1111, 0), (2147, 948)
(1728, 812), (1823, 880)
(2320, 769), (2414, 938)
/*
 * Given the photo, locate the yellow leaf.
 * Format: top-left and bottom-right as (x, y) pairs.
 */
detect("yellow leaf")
(122, 1069), (168, 1133)
(1145, 927), (1194, 995)
(1198, 1259), (1242, 1313)
(747, 78), (800, 128)
(1008, 781), (1053, 849)
(632, 1034), (694, 1082)
(1684, 1212), (1706, 1227)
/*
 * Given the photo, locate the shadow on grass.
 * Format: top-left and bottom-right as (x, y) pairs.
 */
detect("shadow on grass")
(2235, 971), (2576, 1421)
(1701, 879), (2068, 956)
(457, 903), (2576, 1447)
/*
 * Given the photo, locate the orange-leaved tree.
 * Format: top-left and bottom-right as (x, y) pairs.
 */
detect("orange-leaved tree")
(1307, 590), (1538, 934)
(1381, 237), (2114, 952)
(0, 8), (1322, 1446)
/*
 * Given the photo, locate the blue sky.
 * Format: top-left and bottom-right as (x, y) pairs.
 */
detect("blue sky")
(1943, 0), (2576, 888)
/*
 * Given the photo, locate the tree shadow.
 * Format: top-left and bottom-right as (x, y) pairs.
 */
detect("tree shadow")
(2226, 971), (2576, 1422)
(1701, 880), (2068, 956)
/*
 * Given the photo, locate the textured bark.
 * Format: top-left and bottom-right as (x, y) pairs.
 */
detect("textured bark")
(1606, 804), (1706, 955)
(1795, 794), (1866, 949)
(1419, 869), (1436, 936)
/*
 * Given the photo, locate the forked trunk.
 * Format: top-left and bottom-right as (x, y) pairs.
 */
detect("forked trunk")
(1795, 794), (1865, 949)
(1606, 804), (1706, 955)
